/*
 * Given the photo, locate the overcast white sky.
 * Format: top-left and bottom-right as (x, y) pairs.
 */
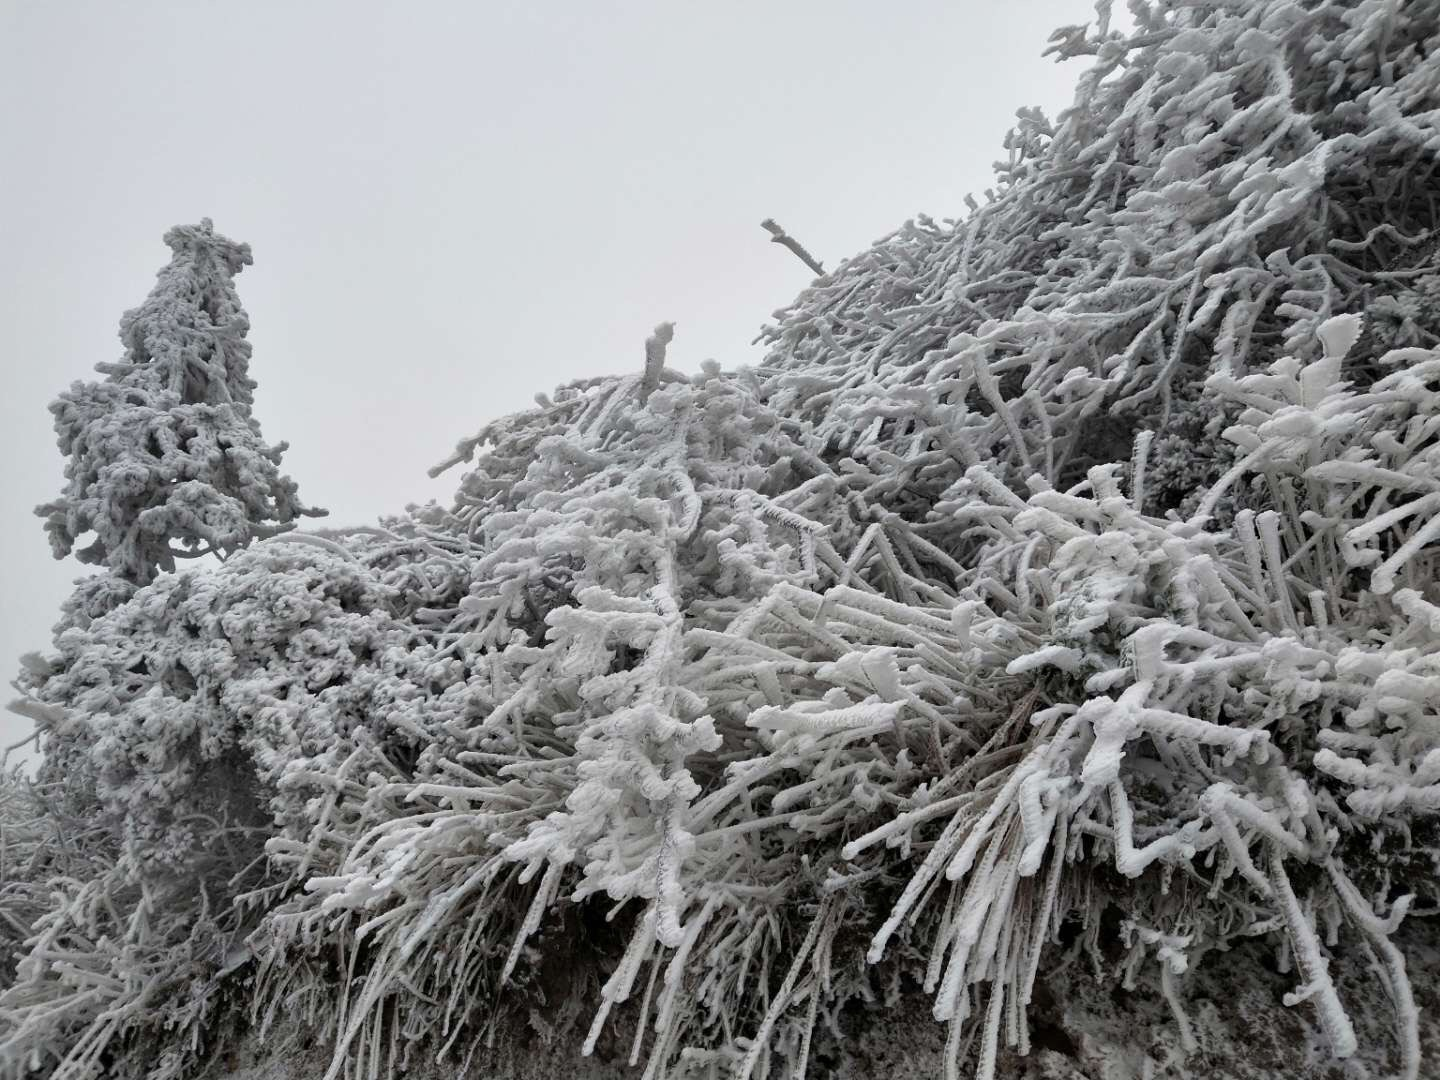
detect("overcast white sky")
(0, 0), (1103, 761)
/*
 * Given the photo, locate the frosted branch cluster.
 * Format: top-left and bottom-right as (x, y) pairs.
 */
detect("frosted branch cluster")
(4, 3), (1440, 1079)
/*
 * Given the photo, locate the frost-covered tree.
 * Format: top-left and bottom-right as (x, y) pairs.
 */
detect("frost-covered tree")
(5, 4), (1440, 1080)
(35, 219), (320, 591)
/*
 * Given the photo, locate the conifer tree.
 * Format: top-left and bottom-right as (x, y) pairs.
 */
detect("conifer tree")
(36, 219), (320, 589)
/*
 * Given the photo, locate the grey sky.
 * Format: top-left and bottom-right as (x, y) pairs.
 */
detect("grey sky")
(0, 0), (1098, 762)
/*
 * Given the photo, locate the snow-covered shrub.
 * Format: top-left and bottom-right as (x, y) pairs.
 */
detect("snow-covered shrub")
(5, 3), (1440, 1079)
(0, 773), (59, 988)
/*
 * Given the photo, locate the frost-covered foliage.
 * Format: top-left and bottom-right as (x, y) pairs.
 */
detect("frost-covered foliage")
(5, 3), (1440, 1079)
(35, 219), (319, 589)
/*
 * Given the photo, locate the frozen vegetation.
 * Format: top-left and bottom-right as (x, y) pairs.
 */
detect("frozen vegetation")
(4, 1), (1440, 1077)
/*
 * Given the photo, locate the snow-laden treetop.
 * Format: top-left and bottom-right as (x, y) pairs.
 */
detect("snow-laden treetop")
(36, 218), (319, 590)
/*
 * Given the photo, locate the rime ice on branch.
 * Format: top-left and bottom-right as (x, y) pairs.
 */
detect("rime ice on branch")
(6, 5), (1440, 1080)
